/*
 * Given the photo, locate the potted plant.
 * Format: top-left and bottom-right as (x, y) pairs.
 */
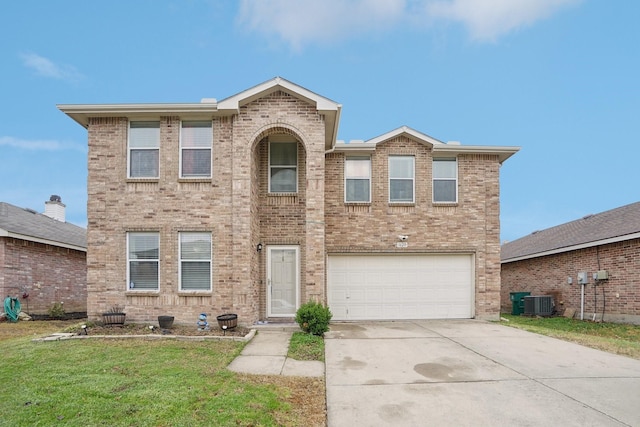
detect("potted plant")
(157, 315), (174, 329)
(102, 304), (126, 326)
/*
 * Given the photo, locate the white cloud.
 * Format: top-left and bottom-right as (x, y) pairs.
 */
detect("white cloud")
(426, 0), (582, 42)
(20, 52), (84, 82)
(0, 136), (85, 152)
(237, 0), (406, 51)
(236, 0), (581, 49)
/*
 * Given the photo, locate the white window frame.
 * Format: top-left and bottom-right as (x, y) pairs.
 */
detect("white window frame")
(180, 120), (212, 178)
(179, 232), (212, 292)
(344, 156), (371, 203)
(128, 121), (160, 179)
(269, 141), (298, 193)
(389, 155), (415, 203)
(126, 232), (160, 291)
(433, 157), (458, 203)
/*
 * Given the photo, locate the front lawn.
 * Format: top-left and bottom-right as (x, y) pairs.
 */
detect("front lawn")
(501, 314), (640, 359)
(0, 321), (325, 426)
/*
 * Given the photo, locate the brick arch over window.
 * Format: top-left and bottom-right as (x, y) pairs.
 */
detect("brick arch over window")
(248, 124), (308, 153)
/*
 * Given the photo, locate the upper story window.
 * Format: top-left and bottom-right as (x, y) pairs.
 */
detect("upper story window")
(128, 121), (160, 178)
(179, 232), (212, 291)
(345, 156), (371, 203)
(127, 232), (159, 290)
(433, 157), (458, 203)
(180, 121), (212, 178)
(389, 155), (415, 203)
(269, 141), (297, 193)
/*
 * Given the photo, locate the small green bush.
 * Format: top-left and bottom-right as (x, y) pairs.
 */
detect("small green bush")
(48, 302), (65, 318)
(295, 301), (332, 336)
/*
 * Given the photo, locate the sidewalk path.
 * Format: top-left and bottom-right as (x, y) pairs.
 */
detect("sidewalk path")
(227, 330), (325, 377)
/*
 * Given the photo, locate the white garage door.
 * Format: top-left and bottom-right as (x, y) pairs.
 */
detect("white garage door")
(328, 254), (474, 320)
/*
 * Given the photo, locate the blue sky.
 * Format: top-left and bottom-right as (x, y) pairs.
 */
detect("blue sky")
(1, 0), (638, 242)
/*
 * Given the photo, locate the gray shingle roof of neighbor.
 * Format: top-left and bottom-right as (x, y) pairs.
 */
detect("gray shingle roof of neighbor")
(501, 201), (640, 263)
(0, 202), (86, 251)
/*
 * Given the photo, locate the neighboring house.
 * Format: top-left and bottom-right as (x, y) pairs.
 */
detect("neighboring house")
(0, 196), (87, 316)
(501, 201), (640, 324)
(58, 77), (519, 325)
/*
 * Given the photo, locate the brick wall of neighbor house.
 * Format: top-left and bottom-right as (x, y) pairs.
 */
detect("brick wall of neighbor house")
(501, 238), (640, 324)
(86, 91), (326, 325)
(324, 136), (503, 320)
(0, 237), (86, 315)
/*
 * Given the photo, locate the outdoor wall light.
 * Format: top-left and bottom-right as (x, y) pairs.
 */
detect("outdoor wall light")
(257, 243), (263, 252)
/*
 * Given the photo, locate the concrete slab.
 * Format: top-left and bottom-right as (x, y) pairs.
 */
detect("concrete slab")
(240, 331), (291, 356)
(282, 358), (325, 377)
(227, 355), (286, 375)
(325, 320), (640, 427)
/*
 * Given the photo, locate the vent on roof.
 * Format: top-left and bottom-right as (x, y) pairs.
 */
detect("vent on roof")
(582, 214), (594, 220)
(531, 230), (540, 235)
(24, 208), (37, 214)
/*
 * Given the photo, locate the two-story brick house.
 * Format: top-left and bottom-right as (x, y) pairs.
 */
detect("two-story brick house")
(58, 77), (518, 325)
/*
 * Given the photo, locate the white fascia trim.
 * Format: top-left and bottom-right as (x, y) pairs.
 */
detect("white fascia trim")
(57, 103), (219, 127)
(366, 126), (445, 147)
(1, 230), (86, 252)
(334, 141), (377, 152)
(433, 145), (520, 164)
(501, 231), (640, 264)
(217, 76), (340, 113)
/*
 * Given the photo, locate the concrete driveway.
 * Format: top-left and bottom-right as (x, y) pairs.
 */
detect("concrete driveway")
(325, 320), (640, 427)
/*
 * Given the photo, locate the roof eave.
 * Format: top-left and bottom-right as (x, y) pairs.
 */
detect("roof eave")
(433, 145), (521, 163)
(57, 103), (220, 128)
(0, 229), (86, 252)
(501, 231), (640, 263)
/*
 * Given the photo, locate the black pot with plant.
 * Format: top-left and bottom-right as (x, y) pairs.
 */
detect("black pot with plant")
(102, 304), (126, 326)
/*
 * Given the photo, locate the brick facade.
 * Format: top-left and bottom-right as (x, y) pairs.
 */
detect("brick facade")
(325, 137), (503, 320)
(65, 78), (515, 326)
(0, 237), (86, 315)
(501, 238), (640, 324)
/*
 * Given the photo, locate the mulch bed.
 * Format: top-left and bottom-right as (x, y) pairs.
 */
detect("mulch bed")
(66, 322), (251, 338)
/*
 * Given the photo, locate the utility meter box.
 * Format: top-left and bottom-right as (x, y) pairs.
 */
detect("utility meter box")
(577, 272), (588, 285)
(596, 270), (609, 280)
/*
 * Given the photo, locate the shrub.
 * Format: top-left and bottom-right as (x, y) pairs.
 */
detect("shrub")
(48, 302), (65, 318)
(295, 301), (332, 336)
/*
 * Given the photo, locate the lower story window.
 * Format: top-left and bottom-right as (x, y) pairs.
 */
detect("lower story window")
(180, 232), (212, 291)
(127, 232), (159, 290)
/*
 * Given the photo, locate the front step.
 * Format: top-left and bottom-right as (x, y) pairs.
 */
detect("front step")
(252, 321), (301, 332)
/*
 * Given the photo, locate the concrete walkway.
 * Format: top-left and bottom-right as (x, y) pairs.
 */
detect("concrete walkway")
(227, 328), (325, 377)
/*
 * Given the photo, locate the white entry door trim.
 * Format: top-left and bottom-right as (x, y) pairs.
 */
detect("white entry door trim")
(267, 246), (300, 317)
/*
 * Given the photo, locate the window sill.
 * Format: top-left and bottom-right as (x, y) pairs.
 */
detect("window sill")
(389, 202), (415, 207)
(178, 291), (212, 297)
(433, 202), (458, 207)
(345, 201), (371, 205)
(125, 290), (159, 297)
(268, 192), (298, 196)
(127, 178), (159, 183)
(178, 178), (212, 183)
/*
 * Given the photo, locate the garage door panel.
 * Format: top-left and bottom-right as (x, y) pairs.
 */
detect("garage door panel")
(328, 254), (473, 321)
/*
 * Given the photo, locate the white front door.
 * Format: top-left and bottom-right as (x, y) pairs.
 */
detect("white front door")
(267, 246), (299, 317)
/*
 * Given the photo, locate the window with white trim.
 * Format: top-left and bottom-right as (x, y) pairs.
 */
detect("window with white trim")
(128, 121), (160, 178)
(269, 141), (297, 193)
(127, 232), (159, 290)
(389, 156), (415, 203)
(345, 156), (371, 203)
(179, 232), (212, 291)
(433, 158), (458, 203)
(180, 121), (212, 178)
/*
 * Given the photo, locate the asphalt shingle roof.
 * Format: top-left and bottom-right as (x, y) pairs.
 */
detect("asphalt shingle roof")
(501, 201), (640, 262)
(0, 202), (86, 249)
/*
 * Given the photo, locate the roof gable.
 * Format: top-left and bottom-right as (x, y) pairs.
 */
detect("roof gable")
(501, 201), (640, 262)
(334, 125), (519, 163)
(0, 202), (86, 251)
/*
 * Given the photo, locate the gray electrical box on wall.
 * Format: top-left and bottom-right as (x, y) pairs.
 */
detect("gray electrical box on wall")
(577, 272), (588, 284)
(596, 270), (609, 280)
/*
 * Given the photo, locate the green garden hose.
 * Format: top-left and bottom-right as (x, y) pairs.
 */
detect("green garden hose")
(3, 297), (21, 322)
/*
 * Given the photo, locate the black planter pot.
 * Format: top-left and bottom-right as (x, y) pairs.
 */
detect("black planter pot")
(102, 313), (126, 326)
(216, 313), (238, 329)
(158, 315), (174, 329)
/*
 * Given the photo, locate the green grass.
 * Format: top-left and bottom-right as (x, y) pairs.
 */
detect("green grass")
(0, 326), (318, 426)
(500, 314), (640, 359)
(287, 332), (325, 362)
